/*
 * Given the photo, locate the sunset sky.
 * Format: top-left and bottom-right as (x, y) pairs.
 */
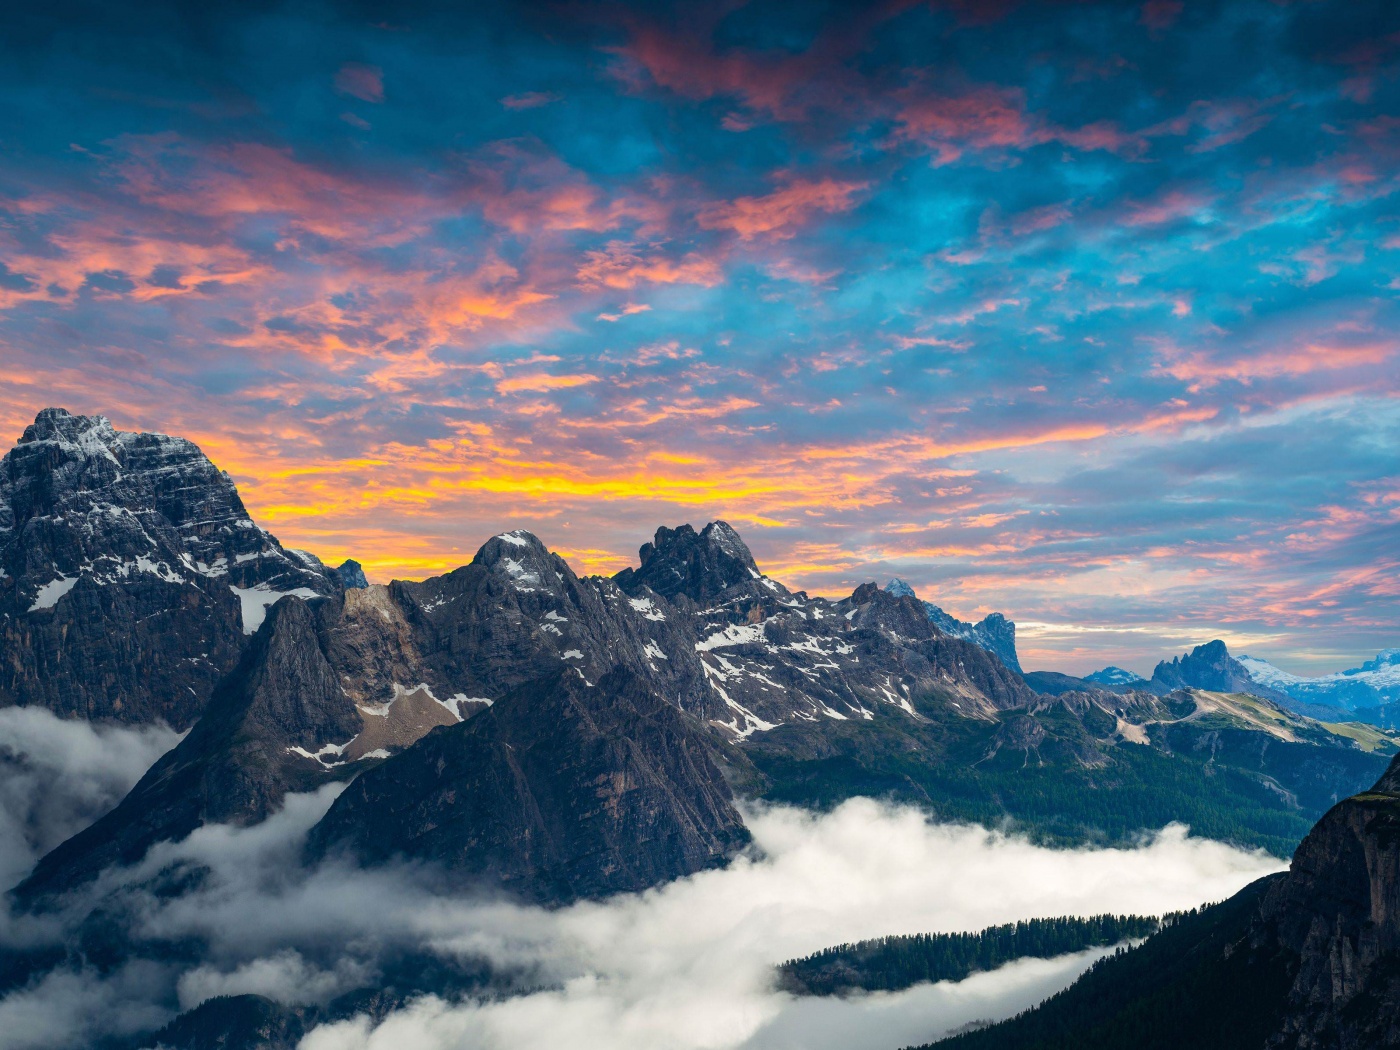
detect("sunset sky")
(2, 0), (1397, 675)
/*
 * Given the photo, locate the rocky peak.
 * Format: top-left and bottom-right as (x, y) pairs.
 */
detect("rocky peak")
(614, 520), (766, 602)
(0, 407), (337, 727)
(1149, 639), (1289, 703)
(335, 558), (369, 589)
(472, 529), (568, 595)
(879, 579), (1022, 673)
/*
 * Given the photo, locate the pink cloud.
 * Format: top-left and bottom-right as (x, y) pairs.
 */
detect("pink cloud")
(576, 241), (724, 289)
(1122, 189), (1209, 226)
(696, 176), (867, 240)
(1155, 339), (1397, 388)
(334, 63), (384, 104)
(501, 92), (561, 110)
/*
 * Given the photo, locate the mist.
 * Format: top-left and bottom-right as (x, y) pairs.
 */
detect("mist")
(0, 763), (1285, 1050)
(0, 707), (182, 891)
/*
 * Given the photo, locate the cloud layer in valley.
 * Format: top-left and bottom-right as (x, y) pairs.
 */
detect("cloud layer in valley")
(0, 722), (1284, 1050)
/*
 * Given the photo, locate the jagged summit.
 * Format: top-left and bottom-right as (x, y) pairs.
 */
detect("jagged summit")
(879, 578), (1022, 673)
(614, 520), (770, 602)
(335, 558), (369, 589)
(0, 407), (338, 728)
(1148, 639), (1291, 704)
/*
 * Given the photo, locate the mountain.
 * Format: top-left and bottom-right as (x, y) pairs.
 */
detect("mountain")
(11, 596), (375, 905)
(1148, 640), (1296, 706)
(334, 558), (369, 589)
(0, 408), (338, 729)
(17, 513), (1395, 910)
(884, 578), (1022, 673)
(1239, 649), (1400, 715)
(1021, 670), (1096, 696)
(306, 666), (750, 904)
(923, 751), (1400, 1050)
(1085, 666), (1147, 688)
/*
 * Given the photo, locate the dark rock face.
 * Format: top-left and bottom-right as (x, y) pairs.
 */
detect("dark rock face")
(1256, 776), (1400, 1048)
(1150, 639), (1292, 704)
(12, 597), (363, 904)
(144, 994), (306, 1050)
(883, 578), (1022, 672)
(306, 667), (750, 904)
(335, 558), (369, 589)
(0, 408), (337, 728)
(614, 520), (764, 603)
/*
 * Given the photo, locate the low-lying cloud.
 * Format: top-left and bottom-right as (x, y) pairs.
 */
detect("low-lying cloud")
(0, 759), (1285, 1050)
(0, 707), (182, 891)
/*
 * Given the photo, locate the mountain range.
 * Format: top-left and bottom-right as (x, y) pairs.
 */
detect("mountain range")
(1, 408), (1397, 1049)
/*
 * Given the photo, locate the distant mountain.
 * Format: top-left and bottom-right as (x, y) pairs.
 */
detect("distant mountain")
(1238, 649), (1400, 714)
(1148, 640), (1295, 705)
(1085, 666), (1147, 687)
(924, 751), (1400, 1050)
(884, 578), (1022, 672)
(0, 408), (338, 729)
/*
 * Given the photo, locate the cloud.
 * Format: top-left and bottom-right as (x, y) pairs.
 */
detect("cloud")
(335, 63), (384, 104)
(0, 707), (183, 891)
(298, 802), (1280, 1050)
(697, 178), (868, 240)
(501, 92), (561, 110)
(0, 779), (1282, 1050)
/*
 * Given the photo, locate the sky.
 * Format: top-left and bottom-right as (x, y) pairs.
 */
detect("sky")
(0, 0), (1397, 675)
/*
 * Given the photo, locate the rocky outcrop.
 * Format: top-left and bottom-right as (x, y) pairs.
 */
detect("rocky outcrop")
(305, 667), (750, 904)
(0, 408), (337, 728)
(335, 558), (370, 590)
(884, 578), (1022, 672)
(1256, 774), (1400, 1048)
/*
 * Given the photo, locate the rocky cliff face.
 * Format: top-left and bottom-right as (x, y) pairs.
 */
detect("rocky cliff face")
(1256, 766), (1400, 1048)
(0, 408), (337, 728)
(306, 667), (750, 903)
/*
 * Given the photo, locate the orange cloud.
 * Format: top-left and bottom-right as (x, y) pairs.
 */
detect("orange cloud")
(495, 373), (599, 394)
(1156, 341), (1395, 388)
(696, 177), (867, 240)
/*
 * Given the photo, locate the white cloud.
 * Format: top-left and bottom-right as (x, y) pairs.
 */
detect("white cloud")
(299, 800), (1284, 1050)
(0, 707), (182, 890)
(0, 776), (1285, 1050)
